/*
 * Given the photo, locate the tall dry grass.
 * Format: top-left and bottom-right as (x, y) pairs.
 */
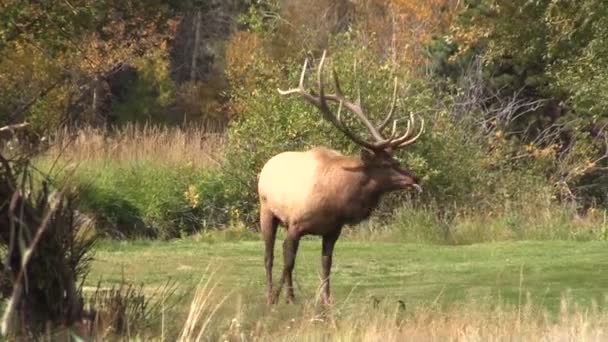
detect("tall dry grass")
(41, 267), (608, 341)
(46, 123), (225, 167)
(210, 295), (608, 341)
(169, 286), (608, 342)
(313, 302), (603, 341)
(165, 267), (608, 341)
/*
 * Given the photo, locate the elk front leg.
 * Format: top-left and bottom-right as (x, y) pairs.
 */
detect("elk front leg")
(261, 208), (278, 304)
(275, 232), (300, 304)
(321, 230), (340, 305)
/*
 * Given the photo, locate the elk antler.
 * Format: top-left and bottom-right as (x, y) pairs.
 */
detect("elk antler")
(278, 50), (424, 152)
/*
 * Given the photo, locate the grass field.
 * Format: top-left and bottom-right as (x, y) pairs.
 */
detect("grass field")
(85, 238), (608, 340)
(89, 238), (608, 309)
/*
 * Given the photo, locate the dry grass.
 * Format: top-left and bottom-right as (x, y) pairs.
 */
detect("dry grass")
(136, 267), (608, 341)
(178, 266), (231, 341)
(65, 254), (608, 341)
(214, 295), (608, 342)
(46, 123), (225, 167)
(162, 263), (608, 341)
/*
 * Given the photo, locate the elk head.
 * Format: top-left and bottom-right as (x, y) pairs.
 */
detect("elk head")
(278, 51), (424, 193)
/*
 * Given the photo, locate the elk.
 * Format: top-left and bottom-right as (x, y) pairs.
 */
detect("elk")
(258, 51), (425, 305)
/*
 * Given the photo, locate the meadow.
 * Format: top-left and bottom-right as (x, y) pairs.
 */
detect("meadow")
(3, 1), (608, 340)
(32, 125), (607, 340)
(85, 238), (608, 340)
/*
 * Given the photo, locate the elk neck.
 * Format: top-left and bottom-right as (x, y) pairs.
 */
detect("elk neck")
(331, 163), (385, 225)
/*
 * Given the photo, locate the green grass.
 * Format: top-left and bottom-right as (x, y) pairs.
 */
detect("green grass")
(88, 238), (608, 313)
(36, 158), (204, 238)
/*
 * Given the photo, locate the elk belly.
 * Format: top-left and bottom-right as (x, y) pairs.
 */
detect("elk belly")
(258, 151), (321, 223)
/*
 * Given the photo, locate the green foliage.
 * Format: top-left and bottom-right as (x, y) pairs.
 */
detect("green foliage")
(432, 0), (608, 206)
(110, 46), (177, 124)
(0, 0), (178, 128)
(545, 0), (608, 119)
(452, 0), (608, 120)
(237, 0), (281, 35)
(189, 168), (252, 229)
(67, 161), (200, 239)
(347, 198), (607, 244)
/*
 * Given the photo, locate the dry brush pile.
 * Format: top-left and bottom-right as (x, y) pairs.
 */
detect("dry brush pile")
(0, 124), (182, 339)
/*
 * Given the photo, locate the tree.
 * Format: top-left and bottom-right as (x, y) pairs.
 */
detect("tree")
(0, 0), (177, 129)
(442, 0), (608, 205)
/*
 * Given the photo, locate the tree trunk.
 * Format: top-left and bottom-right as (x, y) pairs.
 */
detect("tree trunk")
(190, 10), (202, 81)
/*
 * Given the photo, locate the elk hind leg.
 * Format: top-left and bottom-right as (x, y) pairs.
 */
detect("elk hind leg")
(261, 206), (278, 304)
(321, 230), (341, 305)
(275, 230), (300, 304)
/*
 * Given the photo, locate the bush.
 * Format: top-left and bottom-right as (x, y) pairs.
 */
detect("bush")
(66, 161), (201, 239)
(346, 201), (607, 244)
(0, 151), (95, 338)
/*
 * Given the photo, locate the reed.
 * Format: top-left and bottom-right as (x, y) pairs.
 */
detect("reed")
(47, 123), (225, 167)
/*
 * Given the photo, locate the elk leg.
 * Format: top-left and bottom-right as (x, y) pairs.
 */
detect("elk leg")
(261, 208), (278, 305)
(321, 230), (341, 305)
(275, 233), (300, 304)
(284, 236), (300, 303)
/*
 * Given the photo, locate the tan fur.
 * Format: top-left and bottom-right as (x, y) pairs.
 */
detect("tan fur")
(259, 147), (366, 235)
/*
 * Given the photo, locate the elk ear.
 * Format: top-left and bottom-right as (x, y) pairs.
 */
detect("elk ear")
(360, 149), (375, 163)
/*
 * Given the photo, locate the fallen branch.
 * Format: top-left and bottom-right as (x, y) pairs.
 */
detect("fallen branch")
(0, 122), (30, 135)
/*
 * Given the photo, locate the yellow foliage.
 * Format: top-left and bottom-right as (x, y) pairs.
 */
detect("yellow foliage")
(225, 31), (279, 115)
(355, 0), (460, 70)
(225, 31), (265, 85)
(184, 185), (200, 209)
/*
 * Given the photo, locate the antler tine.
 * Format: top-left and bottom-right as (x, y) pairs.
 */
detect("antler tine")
(398, 116), (424, 147)
(278, 59), (308, 95)
(317, 51), (340, 125)
(299, 58), (308, 89)
(277, 50), (425, 152)
(388, 117), (406, 141)
(391, 114), (415, 145)
(317, 52), (391, 146)
(314, 51), (380, 151)
(323, 67), (390, 144)
(377, 77), (398, 131)
(388, 112), (424, 148)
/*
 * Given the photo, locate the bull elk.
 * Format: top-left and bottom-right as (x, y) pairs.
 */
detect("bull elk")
(258, 51), (425, 305)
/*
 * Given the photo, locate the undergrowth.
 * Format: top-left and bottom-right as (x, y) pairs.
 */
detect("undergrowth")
(346, 202), (608, 244)
(36, 124), (608, 242)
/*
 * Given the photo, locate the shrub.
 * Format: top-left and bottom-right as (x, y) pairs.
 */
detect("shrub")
(346, 201), (607, 244)
(110, 44), (177, 125)
(0, 151), (95, 338)
(66, 161), (200, 239)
